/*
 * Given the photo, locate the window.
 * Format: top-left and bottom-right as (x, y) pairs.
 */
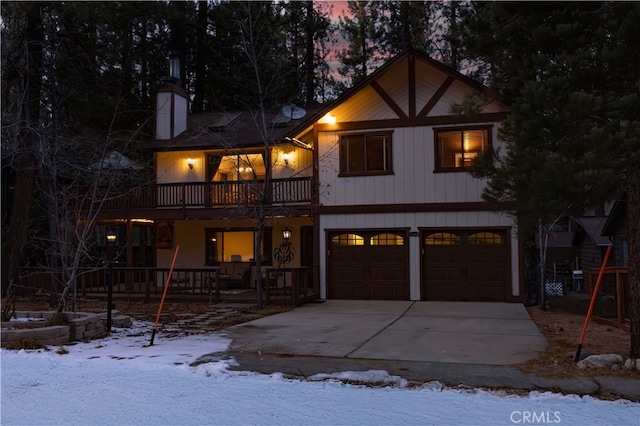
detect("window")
(370, 233), (404, 246)
(435, 127), (490, 171)
(468, 232), (503, 245)
(204, 228), (272, 265)
(424, 232), (461, 245)
(339, 132), (392, 175)
(331, 233), (365, 246)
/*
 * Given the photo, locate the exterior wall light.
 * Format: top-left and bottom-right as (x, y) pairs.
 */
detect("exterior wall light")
(187, 158), (194, 170)
(282, 152), (293, 167)
(322, 113), (336, 124)
(282, 227), (292, 242)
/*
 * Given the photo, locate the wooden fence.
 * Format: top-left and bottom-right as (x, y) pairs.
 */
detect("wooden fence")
(17, 266), (314, 307)
(588, 266), (630, 331)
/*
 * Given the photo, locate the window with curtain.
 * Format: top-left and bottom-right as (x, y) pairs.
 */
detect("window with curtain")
(434, 127), (491, 171)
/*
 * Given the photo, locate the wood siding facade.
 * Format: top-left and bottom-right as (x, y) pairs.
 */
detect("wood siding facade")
(292, 50), (522, 302)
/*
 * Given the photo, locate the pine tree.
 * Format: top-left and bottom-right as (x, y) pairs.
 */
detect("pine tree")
(465, 2), (640, 357)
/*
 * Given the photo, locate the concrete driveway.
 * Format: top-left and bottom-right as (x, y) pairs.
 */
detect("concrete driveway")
(226, 300), (547, 365)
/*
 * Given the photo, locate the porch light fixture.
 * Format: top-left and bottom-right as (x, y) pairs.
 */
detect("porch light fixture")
(282, 227), (291, 242)
(321, 113), (336, 124)
(106, 231), (117, 333)
(187, 158), (194, 170)
(106, 232), (117, 244)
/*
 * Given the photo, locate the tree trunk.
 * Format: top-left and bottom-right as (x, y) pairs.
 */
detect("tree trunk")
(304, 0), (315, 105)
(2, 165), (36, 295)
(193, 1), (208, 112)
(1, 3), (43, 296)
(628, 163), (640, 358)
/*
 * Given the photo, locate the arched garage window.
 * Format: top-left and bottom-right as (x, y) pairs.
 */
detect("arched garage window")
(424, 232), (461, 245)
(468, 232), (502, 245)
(331, 233), (364, 246)
(370, 233), (404, 245)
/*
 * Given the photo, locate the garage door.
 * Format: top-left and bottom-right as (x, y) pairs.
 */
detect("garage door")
(328, 230), (409, 300)
(422, 229), (509, 301)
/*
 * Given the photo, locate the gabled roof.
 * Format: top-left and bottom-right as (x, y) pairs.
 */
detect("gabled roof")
(289, 47), (509, 138)
(572, 217), (612, 247)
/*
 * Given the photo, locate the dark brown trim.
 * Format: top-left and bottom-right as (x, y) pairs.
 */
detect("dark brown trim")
(408, 55), (416, 118)
(433, 123), (495, 132)
(418, 76), (454, 118)
(170, 92), (175, 138)
(94, 205), (313, 221)
(154, 82), (188, 98)
(370, 80), (407, 120)
(317, 202), (511, 215)
(315, 112), (508, 133)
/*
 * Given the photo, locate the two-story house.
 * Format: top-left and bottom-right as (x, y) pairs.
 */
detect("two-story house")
(96, 48), (522, 303)
(287, 48), (520, 302)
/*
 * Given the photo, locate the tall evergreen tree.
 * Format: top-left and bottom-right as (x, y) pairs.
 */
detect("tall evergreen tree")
(465, 2), (640, 357)
(378, 1), (431, 55)
(336, 0), (386, 90)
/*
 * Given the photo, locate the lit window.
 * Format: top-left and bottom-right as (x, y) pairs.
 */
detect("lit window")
(435, 128), (490, 171)
(468, 232), (502, 245)
(339, 132), (392, 175)
(370, 233), (404, 246)
(424, 232), (461, 245)
(331, 233), (365, 246)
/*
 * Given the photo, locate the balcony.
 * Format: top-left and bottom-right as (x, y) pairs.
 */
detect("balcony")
(97, 177), (312, 217)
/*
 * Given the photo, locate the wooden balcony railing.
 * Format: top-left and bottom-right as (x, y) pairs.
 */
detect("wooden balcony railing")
(100, 177), (311, 210)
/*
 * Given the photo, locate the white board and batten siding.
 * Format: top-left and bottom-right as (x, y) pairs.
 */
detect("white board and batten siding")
(318, 124), (502, 207)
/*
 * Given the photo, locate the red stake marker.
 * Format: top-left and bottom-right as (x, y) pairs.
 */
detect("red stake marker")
(149, 245), (180, 346)
(574, 244), (612, 362)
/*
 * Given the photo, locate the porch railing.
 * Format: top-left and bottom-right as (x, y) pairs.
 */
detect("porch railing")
(17, 266), (314, 307)
(101, 177), (311, 210)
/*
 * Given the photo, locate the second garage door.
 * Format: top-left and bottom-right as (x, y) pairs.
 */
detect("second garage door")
(422, 229), (509, 302)
(328, 230), (409, 300)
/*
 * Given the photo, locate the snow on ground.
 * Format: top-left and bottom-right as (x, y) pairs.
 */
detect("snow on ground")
(1, 321), (639, 426)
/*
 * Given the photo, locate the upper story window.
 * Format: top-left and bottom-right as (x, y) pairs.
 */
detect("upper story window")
(434, 127), (491, 171)
(339, 131), (393, 176)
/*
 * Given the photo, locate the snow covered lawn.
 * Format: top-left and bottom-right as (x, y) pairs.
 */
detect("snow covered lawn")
(1, 321), (638, 425)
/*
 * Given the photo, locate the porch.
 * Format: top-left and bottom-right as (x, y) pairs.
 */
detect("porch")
(17, 266), (316, 308)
